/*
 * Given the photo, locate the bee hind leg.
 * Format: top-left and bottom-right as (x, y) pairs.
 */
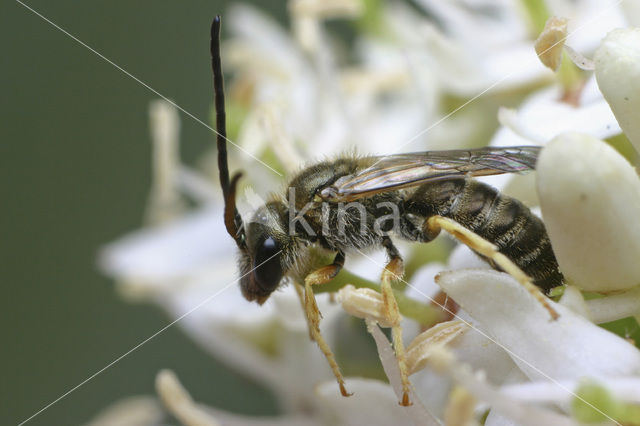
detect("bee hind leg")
(381, 237), (413, 407)
(425, 215), (559, 320)
(300, 251), (351, 397)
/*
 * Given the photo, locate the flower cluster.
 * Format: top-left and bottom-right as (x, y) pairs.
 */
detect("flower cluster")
(95, 1), (640, 425)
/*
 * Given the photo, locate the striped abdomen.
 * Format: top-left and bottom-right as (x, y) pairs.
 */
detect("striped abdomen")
(405, 178), (563, 293)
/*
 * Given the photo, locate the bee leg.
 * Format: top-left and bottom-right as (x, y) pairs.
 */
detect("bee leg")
(303, 251), (351, 397)
(381, 237), (412, 407)
(425, 215), (559, 320)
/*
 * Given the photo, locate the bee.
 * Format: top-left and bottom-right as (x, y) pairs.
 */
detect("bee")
(210, 17), (562, 404)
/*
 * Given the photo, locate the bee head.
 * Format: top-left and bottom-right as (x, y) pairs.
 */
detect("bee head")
(238, 203), (291, 304)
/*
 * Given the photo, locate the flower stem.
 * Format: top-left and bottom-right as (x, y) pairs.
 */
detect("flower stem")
(521, 0), (550, 34)
(558, 52), (585, 105)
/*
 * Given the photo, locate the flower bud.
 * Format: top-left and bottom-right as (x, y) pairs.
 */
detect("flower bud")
(537, 133), (640, 292)
(595, 28), (640, 153)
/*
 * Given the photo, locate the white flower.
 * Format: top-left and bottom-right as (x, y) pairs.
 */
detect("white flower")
(431, 269), (640, 424)
(491, 77), (621, 149)
(413, 0), (550, 92)
(545, 0), (627, 51)
(537, 132), (640, 292)
(95, 2), (640, 425)
(437, 270), (640, 380)
(595, 27), (640, 153)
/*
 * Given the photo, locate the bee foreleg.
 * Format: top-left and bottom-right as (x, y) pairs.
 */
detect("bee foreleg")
(426, 216), (559, 321)
(302, 251), (351, 397)
(305, 251), (345, 288)
(380, 237), (412, 407)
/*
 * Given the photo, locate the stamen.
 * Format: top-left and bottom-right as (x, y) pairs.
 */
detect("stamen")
(534, 16), (568, 72)
(146, 100), (184, 225)
(155, 369), (221, 426)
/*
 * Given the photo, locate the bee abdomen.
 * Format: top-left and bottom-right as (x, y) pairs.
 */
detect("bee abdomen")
(407, 178), (563, 293)
(453, 180), (562, 292)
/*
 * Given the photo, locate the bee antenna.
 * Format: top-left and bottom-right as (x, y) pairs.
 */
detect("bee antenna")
(211, 16), (246, 248)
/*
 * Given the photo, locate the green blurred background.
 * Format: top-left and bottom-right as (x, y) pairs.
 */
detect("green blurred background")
(2, 1), (287, 424)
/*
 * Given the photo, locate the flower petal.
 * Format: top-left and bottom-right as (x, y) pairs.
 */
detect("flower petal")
(425, 346), (575, 426)
(595, 28), (640, 153)
(558, 285), (590, 319)
(484, 368), (531, 426)
(501, 377), (640, 405)
(537, 133), (640, 292)
(491, 84), (621, 149)
(586, 287), (640, 324)
(409, 315), (518, 418)
(99, 205), (234, 285)
(364, 320), (444, 426)
(436, 269), (640, 382)
(315, 377), (419, 426)
(549, 0), (627, 53)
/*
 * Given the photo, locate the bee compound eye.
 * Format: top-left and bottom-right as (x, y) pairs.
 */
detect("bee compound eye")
(253, 236), (283, 292)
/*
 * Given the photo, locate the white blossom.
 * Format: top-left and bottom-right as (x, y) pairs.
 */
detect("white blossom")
(537, 132), (640, 292)
(94, 1), (640, 425)
(595, 27), (640, 152)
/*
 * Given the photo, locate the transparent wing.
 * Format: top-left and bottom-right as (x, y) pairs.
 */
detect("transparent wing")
(320, 146), (541, 202)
